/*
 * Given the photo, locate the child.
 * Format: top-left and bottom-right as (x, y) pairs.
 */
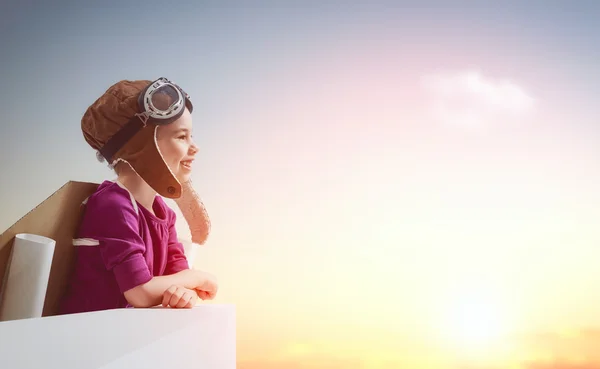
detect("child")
(60, 78), (218, 314)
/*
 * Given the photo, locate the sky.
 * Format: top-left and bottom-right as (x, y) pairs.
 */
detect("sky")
(1, 0), (600, 368)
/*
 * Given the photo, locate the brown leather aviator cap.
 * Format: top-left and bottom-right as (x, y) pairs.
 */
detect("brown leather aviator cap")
(81, 79), (187, 199)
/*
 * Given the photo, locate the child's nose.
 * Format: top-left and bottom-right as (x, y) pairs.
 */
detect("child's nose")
(189, 141), (199, 155)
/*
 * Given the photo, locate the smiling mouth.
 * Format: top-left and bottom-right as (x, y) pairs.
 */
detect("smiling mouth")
(181, 160), (193, 170)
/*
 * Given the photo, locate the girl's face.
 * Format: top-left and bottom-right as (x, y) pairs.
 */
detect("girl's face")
(156, 108), (198, 183)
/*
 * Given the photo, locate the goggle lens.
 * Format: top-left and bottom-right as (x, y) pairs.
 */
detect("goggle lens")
(150, 84), (181, 112)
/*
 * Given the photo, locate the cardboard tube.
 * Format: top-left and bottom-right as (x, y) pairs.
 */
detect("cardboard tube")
(0, 234), (56, 321)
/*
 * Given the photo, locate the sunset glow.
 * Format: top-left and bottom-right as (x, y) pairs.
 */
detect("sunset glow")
(2, 2), (600, 369)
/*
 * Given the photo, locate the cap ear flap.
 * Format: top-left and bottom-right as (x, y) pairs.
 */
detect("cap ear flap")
(115, 124), (182, 199)
(174, 180), (210, 245)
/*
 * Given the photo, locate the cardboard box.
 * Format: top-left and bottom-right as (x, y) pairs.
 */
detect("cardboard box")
(0, 181), (99, 317)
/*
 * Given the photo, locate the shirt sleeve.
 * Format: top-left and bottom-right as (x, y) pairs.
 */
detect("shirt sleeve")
(84, 191), (153, 293)
(163, 207), (190, 275)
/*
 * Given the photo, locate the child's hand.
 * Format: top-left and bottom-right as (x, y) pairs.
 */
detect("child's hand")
(194, 271), (219, 300)
(162, 285), (198, 308)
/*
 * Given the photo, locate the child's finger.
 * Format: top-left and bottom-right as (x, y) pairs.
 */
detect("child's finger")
(162, 291), (172, 307)
(176, 291), (192, 308)
(168, 289), (183, 307)
(162, 285), (178, 307)
(197, 290), (213, 300)
(196, 290), (207, 300)
(187, 294), (198, 308)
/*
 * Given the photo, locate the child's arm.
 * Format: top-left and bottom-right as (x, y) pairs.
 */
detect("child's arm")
(123, 269), (216, 308)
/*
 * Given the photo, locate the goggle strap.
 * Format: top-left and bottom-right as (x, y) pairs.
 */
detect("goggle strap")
(98, 116), (145, 163)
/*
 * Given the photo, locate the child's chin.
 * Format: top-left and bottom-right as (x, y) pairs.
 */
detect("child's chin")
(177, 172), (192, 183)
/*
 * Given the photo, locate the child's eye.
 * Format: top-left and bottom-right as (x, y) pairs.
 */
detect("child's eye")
(178, 135), (187, 140)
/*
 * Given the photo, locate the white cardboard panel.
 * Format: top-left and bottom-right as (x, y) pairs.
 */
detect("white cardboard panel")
(0, 305), (236, 369)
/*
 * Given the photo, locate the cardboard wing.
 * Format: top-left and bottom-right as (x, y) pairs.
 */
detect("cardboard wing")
(0, 181), (99, 317)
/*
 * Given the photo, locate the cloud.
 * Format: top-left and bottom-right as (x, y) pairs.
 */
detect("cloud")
(516, 328), (600, 369)
(420, 69), (536, 130)
(238, 340), (410, 369)
(519, 327), (600, 354)
(525, 361), (600, 369)
(238, 357), (374, 369)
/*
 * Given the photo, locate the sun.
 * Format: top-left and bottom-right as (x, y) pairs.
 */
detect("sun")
(447, 297), (505, 348)
(436, 283), (514, 354)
